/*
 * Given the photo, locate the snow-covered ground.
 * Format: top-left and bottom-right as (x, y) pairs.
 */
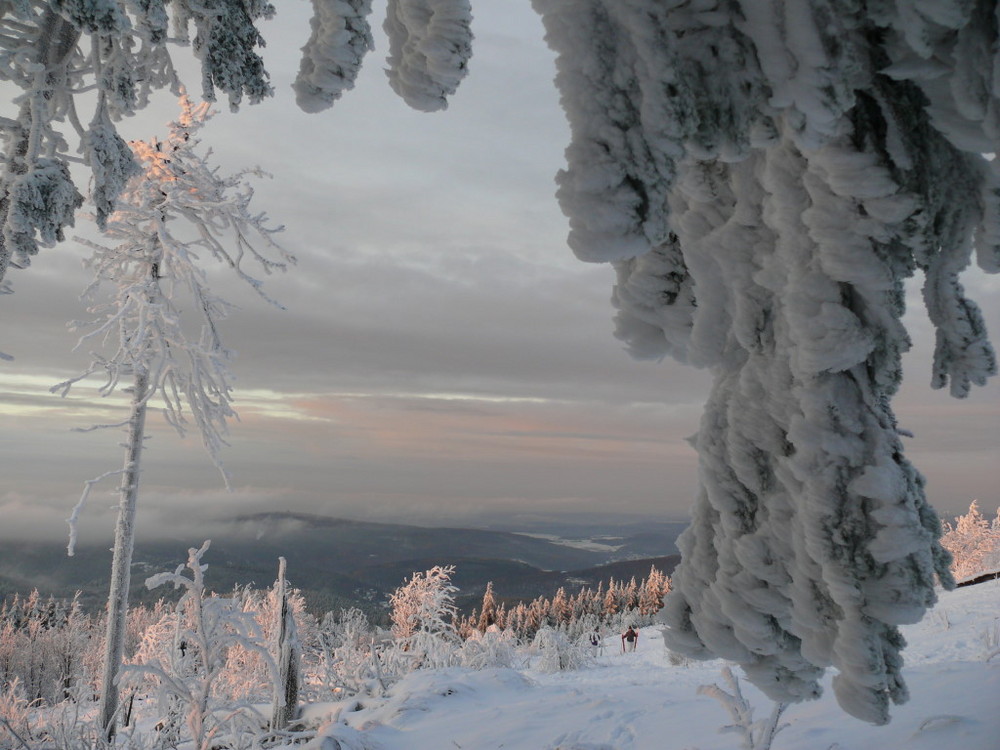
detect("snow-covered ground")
(302, 580), (1000, 750)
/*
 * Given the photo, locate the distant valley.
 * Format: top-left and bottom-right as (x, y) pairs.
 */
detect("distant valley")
(0, 512), (686, 617)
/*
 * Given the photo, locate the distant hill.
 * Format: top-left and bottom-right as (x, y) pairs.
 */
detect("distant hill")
(0, 512), (685, 618)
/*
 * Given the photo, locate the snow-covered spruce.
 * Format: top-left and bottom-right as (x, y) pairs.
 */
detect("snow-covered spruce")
(535, 0), (998, 725)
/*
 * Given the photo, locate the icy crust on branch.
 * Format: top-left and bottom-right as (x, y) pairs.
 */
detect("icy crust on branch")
(532, 0), (770, 264)
(1, 157), (83, 276)
(294, 0), (375, 113)
(383, 0), (473, 112)
(84, 107), (142, 230)
(171, 0), (275, 110)
(877, 0), (1000, 157)
(535, 0), (998, 725)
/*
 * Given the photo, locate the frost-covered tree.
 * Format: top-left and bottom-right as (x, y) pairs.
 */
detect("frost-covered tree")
(388, 565), (460, 670)
(0, 0), (472, 287)
(53, 94), (292, 737)
(638, 566), (670, 617)
(940, 501), (1000, 582)
(532, 0), (998, 725)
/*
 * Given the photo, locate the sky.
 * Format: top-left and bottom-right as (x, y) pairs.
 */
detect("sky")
(1, 1), (998, 545)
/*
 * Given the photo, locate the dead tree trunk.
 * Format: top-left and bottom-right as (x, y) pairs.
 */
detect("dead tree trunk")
(270, 557), (300, 733)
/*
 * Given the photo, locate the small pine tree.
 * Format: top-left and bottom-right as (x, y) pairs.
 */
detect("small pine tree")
(478, 582), (498, 632)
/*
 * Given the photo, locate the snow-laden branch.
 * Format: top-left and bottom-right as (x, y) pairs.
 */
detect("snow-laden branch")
(295, 0), (375, 113)
(383, 0), (473, 112)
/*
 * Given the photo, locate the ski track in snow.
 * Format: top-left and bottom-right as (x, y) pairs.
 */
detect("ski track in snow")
(303, 580), (1000, 749)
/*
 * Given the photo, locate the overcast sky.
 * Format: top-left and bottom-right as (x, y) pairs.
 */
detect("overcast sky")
(1, 2), (997, 545)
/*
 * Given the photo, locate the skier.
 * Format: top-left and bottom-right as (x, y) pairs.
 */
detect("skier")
(622, 626), (638, 653)
(590, 629), (601, 656)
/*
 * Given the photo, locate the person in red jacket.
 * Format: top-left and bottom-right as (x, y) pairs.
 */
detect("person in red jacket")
(622, 626), (638, 652)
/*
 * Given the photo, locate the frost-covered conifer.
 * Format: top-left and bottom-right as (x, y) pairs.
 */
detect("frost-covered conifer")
(477, 581), (498, 633)
(533, 0), (999, 725)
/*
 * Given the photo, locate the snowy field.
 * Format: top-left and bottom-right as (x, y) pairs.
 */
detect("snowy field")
(302, 580), (1000, 750)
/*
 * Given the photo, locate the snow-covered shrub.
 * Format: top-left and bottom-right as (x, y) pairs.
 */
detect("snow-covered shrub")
(0, 592), (97, 706)
(315, 608), (386, 698)
(213, 582), (316, 705)
(387, 566), (461, 672)
(940, 502), (1000, 582)
(530, 627), (591, 673)
(458, 628), (519, 670)
(563, 613), (602, 644)
(0, 679), (38, 750)
(123, 542), (277, 750)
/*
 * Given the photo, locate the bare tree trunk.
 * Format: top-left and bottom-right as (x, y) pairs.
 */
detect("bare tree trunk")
(270, 557), (300, 733)
(97, 369), (149, 740)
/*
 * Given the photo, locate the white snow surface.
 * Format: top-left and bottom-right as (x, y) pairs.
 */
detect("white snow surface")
(298, 580), (1000, 749)
(512, 532), (624, 554)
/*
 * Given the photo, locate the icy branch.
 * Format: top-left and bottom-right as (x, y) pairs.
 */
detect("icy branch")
(66, 468), (126, 556)
(698, 667), (789, 750)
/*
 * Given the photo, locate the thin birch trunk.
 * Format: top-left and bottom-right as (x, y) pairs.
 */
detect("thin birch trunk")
(97, 368), (149, 740)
